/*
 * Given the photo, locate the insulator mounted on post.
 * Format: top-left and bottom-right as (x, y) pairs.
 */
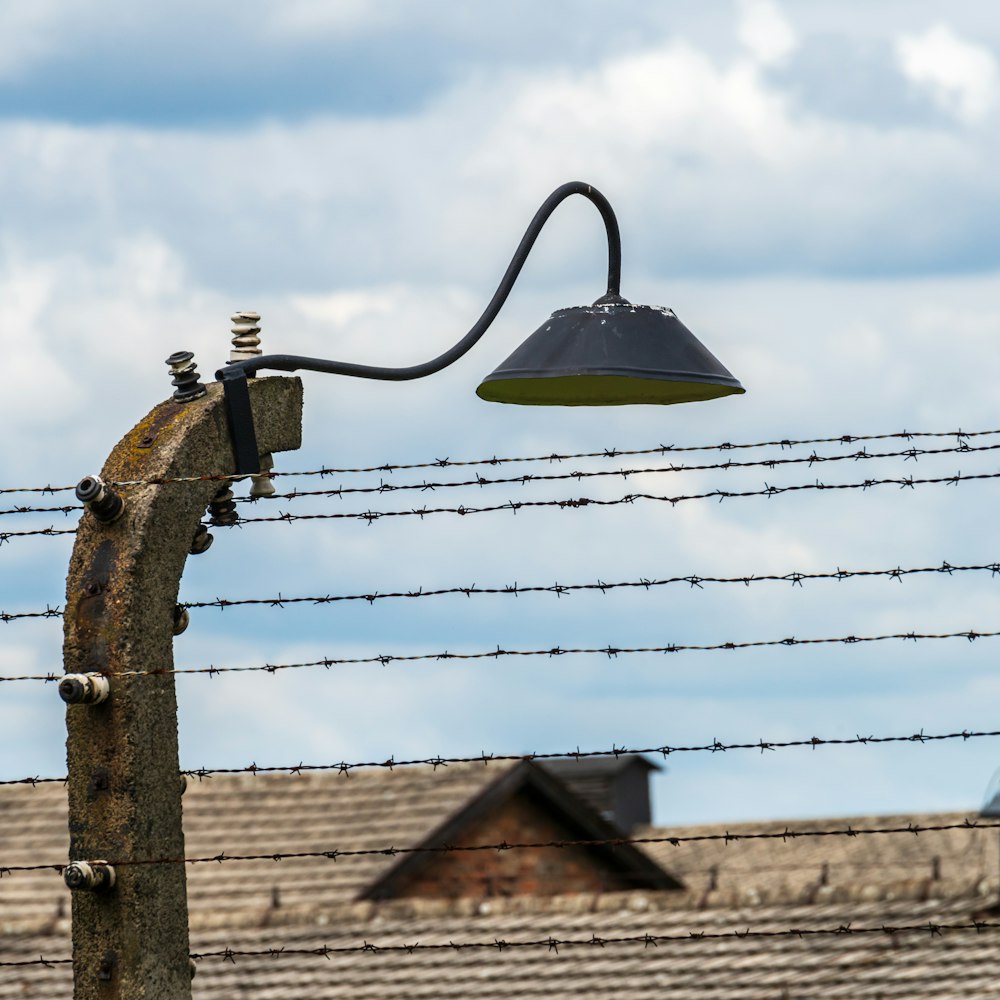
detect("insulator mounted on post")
(64, 860), (116, 893)
(250, 453), (276, 499)
(189, 524), (214, 555)
(230, 311), (262, 365)
(165, 351), (207, 402)
(207, 486), (238, 526)
(76, 475), (125, 524)
(172, 605), (190, 635)
(58, 673), (111, 706)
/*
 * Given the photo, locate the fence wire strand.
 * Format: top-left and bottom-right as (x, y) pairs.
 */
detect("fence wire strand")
(5, 469), (1000, 546)
(7, 558), (1000, 625)
(3, 725), (995, 789)
(224, 441), (1000, 505)
(0, 526), (75, 545)
(187, 920), (1000, 960)
(5, 440), (995, 520)
(1, 427), (996, 497)
(182, 559), (999, 616)
(3, 624), (993, 684)
(232, 469), (1000, 529)
(2, 820), (997, 878)
(4, 919), (996, 970)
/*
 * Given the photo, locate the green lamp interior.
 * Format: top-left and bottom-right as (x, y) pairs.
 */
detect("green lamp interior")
(477, 373), (743, 406)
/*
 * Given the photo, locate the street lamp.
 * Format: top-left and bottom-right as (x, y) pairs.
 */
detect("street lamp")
(216, 180), (744, 473)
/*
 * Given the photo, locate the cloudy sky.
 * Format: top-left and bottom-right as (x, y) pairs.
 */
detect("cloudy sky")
(3, 0), (1000, 828)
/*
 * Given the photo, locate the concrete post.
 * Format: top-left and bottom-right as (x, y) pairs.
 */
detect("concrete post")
(62, 376), (303, 999)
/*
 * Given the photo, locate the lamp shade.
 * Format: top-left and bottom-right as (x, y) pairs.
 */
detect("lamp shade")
(476, 298), (745, 406)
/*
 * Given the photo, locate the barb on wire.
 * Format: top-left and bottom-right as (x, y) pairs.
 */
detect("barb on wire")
(231, 441), (1000, 505)
(0, 774), (66, 788)
(0, 426), (994, 496)
(0, 526), (75, 546)
(0, 606), (63, 624)
(188, 921), (998, 961)
(2, 820), (997, 877)
(0, 503), (79, 518)
(5, 724), (997, 789)
(180, 559), (1000, 616)
(231, 469), (1000, 530)
(0, 955), (71, 969)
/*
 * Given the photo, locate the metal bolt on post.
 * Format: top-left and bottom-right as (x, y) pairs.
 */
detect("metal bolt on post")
(63, 365), (302, 999)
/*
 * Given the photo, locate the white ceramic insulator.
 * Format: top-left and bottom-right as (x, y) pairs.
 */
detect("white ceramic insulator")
(60, 672), (111, 705)
(65, 860), (116, 891)
(249, 453), (276, 499)
(86, 673), (111, 704)
(231, 310), (262, 363)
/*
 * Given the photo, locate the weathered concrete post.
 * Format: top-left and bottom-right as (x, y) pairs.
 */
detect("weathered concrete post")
(62, 374), (303, 998)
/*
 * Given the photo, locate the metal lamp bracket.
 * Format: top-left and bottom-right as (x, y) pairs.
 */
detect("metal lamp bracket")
(220, 368), (262, 475)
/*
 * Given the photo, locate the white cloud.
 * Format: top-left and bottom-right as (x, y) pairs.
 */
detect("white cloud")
(736, 0), (798, 66)
(0, 1), (63, 79)
(4, 6), (1000, 828)
(895, 23), (1000, 124)
(262, 0), (392, 38)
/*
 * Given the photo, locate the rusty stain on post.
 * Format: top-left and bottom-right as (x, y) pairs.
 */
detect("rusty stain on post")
(63, 377), (303, 999)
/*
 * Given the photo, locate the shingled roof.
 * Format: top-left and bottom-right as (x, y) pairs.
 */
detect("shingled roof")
(0, 763), (508, 933)
(639, 811), (997, 907)
(1, 762), (997, 998)
(2, 893), (996, 998)
(1, 759), (678, 935)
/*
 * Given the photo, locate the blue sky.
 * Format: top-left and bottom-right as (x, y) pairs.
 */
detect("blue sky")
(2, 0), (1000, 827)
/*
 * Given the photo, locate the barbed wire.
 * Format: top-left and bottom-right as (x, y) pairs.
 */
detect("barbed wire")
(2, 819), (997, 878)
(1, 625), (997, 684)
(0, 773), (66, 787)
(393, 848), (988, 887)
(229, 441), (1000, 505)
(1, 427), (996, 498)
(232, 469), (1000, 529)
(188, 921), (999, 960)
(178, 727), (1000, 778)
(0, 503), (78, 518)
(3, 724), (995, 789)
(3, 918), (995, 970)
(6, 558), (999, 625)
(86, 625), (1000, 681)
(0, 606), (62, 623)
(0, 526), (75, 546)
(5, 439), (994, 520)
(0, 955), (71, 968)
(6, 468), (1000, 546)
(181, 559), (1000, 616)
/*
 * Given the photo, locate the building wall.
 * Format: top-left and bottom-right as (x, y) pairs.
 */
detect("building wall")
(388, 789), (636, 898)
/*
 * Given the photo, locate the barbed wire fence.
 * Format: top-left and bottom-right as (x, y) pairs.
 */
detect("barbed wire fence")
(1, 723), (996, 788)
(3, 423), (1000, 990)
(5, 557), (1000, 625)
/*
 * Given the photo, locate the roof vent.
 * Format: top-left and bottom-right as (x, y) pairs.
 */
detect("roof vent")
(539, 755), (660, 832)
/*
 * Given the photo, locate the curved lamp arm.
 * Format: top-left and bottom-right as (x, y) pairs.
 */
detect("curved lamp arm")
(217, 181), (622, 474)
(215, 180), (621, 385)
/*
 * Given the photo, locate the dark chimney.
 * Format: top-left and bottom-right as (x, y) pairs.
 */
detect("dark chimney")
(539, 755), (660, 832)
